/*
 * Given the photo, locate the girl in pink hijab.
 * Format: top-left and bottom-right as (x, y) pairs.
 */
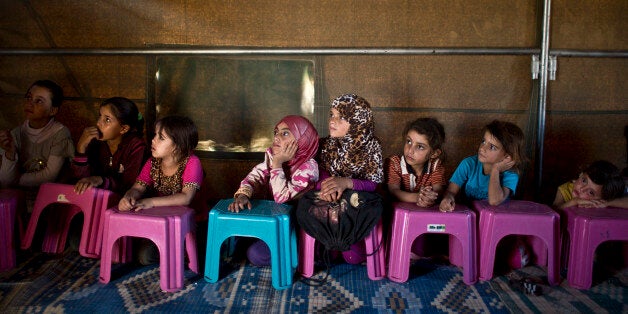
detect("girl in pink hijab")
(228, 115), (319, 265)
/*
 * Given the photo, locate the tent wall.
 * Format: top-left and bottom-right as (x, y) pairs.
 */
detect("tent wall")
(0, 0), (625, 201)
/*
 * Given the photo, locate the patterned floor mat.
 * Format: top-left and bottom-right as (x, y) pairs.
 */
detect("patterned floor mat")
(0, 250), (626, 313)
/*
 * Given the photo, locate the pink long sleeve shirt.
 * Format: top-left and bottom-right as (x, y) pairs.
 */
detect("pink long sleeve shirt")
(238, 149), (319, 204)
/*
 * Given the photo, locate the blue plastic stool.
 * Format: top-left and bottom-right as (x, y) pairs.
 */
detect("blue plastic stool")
(204, 199), (297, 290)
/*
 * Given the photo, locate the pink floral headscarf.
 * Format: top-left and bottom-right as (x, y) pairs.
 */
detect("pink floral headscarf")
(277, 115), (319, 175)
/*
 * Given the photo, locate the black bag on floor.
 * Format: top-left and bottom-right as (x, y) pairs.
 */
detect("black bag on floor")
(296, 189), (383, 251)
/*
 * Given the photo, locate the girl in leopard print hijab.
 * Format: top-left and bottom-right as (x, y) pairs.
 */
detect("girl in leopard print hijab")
(319, 94), (383, 186)
(300, 94), (384, 265)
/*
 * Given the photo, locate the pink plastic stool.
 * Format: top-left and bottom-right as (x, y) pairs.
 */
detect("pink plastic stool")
(0, 189), (20, 271)
(298, 219), (386, 280)
(473, 200), (560, 285)
(563, 206), (628, 289)
(99, 206), (198, 292)
(387, 202), (477, 285)
(21, 183), (119, 258)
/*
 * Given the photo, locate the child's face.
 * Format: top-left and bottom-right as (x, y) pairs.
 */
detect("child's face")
(477, 131), (508, 165)
(96, 104), (128, 141)
(151, 124), (176, 160)
(403, 130), (438, 171)
(328, 108), (350, 138)
(23, 85), (58, 127)
(572, 173), (603, 200)
(272, 122), (296, 155)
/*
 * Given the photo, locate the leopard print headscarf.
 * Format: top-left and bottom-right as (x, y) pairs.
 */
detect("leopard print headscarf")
(319, 94), (383, 183)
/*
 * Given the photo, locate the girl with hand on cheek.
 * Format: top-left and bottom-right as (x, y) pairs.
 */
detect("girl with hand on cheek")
(438, 120), (528, 272)
(439, 120), (526, 212)
(72, 97), (147, 195)
(228, 115), (319, 266)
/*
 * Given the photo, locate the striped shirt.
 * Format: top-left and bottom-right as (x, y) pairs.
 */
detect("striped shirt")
(385, 155), (446, 192)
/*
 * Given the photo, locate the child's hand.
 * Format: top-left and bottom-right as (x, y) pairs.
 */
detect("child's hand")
(132, 199), (154, 211)
(439, 194), (455, 212)
(575, 198), (607, 208)
(74, 176), (104, 194)
(118, 195), (136, 211)
(494, 155), (515, 173)
(228, 194), (251, 212)
(0, 130), (16, 160)
(417, 186), (437, 207)
(77, 126), (100, 154)
(0, 130), (12, 150)
(271, 140), (298, 169)
(320, 177), (350, 202)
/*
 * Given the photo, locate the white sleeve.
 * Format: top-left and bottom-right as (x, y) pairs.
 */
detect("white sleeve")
(18, 155), (66, 187)
(0, 149), (18, 188)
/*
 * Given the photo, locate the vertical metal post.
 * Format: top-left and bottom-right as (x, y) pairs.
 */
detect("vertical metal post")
(535, 0), (552, 196)
(146, 56), (157, 142)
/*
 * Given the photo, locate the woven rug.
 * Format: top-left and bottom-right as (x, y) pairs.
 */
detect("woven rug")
(0, 250), (626, 313)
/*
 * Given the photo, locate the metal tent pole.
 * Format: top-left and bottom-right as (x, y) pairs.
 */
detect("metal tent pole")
(535, 0), (552, 197)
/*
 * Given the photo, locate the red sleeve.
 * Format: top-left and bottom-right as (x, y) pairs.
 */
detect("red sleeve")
(385, 156), (402, 185)
(104, 137), (147, 194)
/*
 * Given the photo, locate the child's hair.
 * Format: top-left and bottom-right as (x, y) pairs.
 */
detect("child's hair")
(101, 97), (144, 136)
(483, 120), (527, 174)
(155, 115), (198, 160)
(28, 80), (64, 108)
(403, 117), (446, 162)
(582, 160), (625, 200)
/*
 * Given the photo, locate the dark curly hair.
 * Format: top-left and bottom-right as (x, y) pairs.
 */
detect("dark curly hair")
(583, 160), (625, 200)
(155, 115), (198, 161)
(101, 97), (144, 137)
(402, 117), (446, 162)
